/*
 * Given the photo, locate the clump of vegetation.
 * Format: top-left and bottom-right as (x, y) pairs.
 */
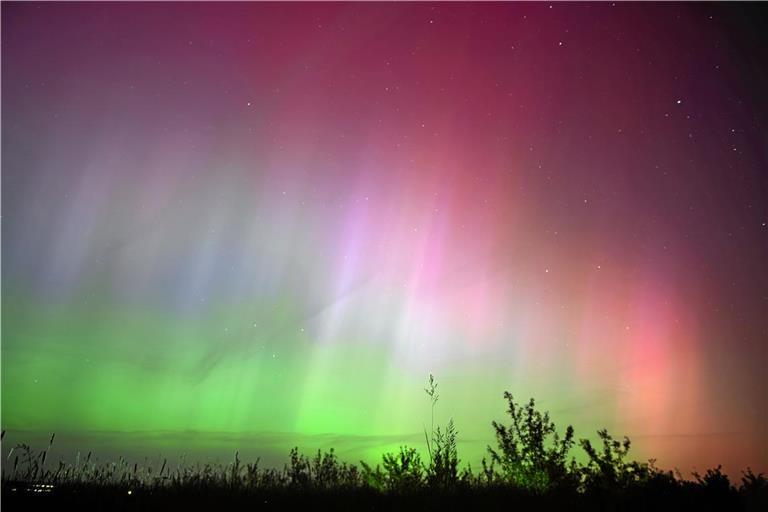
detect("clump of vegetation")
(282, 447), (361, 490)
(485, 393), (578, 492)
(423, 374), (462, 490)
(361, 446), (423, 492)
(579, 428), (655, 492)
(2, 379), (766, 511)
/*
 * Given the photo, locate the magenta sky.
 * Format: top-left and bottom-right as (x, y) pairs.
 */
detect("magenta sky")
(3, 2), (767, 474)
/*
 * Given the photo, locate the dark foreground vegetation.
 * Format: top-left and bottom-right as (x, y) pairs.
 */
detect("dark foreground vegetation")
(3, 377), (766, 511)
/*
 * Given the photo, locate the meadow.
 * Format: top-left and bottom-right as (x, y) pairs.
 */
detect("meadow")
(2, 377), (766, 511)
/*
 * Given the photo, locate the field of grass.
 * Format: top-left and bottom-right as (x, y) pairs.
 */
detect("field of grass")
(3, 378), (766, 510)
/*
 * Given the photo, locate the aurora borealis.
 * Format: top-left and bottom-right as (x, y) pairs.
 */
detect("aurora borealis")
(2, 2), (766, 475)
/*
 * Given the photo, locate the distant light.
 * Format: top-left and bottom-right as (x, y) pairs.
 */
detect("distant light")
(676, 99), (682, 104)
(128, 490), (133, 495)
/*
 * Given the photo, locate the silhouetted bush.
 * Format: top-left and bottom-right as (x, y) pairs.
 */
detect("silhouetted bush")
(422, 374), (464, 490)
(486, 393), (579, 492)
(426, 418), (463, 490)
(580, 428), (653, 492)
(741, 468), (768, 511)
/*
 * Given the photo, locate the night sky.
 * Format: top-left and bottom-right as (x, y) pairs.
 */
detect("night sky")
(2, 2), (767, 474)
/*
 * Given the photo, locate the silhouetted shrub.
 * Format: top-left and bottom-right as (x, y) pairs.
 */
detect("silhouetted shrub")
(286, 446), (311, 488)
(740, 468), (768, 511)
(360, 446), (423, 492)
(691, 464), (739, 509)
(382, 446), (424, 491)
(580, 428), (653, 491)
(486, 392), (578, 492)
(422, 374), (464, 490)
(426, 418), (462, 489)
